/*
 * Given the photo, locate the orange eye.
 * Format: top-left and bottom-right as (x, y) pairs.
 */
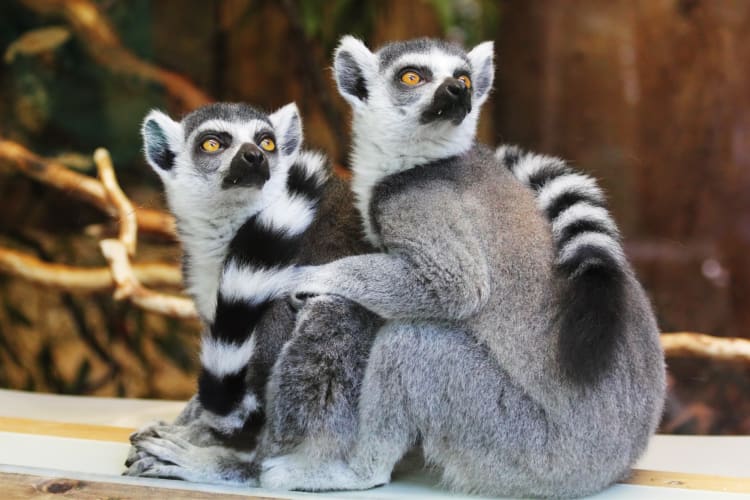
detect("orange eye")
(201, 138), (221, 153)
(457, 75), (472, 89)
(260, 137), (276, 152)
(400, 71), (422, 86)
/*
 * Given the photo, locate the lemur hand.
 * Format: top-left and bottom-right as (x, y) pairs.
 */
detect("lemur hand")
(285, 265), (336, 309)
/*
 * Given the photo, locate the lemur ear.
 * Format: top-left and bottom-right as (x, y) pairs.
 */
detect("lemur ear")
(141, 110), (183, 179)
(333, 36), (376, 106)
(467, 41), (495, 105)
(269, 103), (302, 158)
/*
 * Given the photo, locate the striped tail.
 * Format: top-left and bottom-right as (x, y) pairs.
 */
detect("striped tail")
(497, 145), (626, 384)
(197, 151), (329, 432)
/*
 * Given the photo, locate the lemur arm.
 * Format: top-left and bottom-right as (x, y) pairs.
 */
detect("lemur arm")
(289, 183), (491, 321)
(290, 251), (488, 321)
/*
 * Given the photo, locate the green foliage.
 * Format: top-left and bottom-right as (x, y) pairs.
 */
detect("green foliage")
(427, 0), (501, 45)
(297, 0), (377, 52)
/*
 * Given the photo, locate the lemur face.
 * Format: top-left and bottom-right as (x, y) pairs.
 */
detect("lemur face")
(333, 37), (494, 157)
(141, 102), (302, 222)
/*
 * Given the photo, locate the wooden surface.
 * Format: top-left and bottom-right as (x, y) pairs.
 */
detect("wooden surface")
(0, 417), (134, 443)
(625, 469), (750, 494)
(2, 417), (750, 495)
(0, 471), (274, 500)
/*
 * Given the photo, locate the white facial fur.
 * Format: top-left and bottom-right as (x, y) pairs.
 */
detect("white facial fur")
(142, 103), (302, 321)
(333, 37), (495, 244)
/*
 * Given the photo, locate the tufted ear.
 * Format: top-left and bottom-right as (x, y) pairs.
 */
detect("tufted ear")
(333, 36), (377, 107)
(141, 110), (183, 180)
(467, 41), (495, 106)
(269, 103), (303, 158)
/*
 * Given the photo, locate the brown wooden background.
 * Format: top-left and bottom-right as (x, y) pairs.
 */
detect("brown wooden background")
(0, 0), (748, 433)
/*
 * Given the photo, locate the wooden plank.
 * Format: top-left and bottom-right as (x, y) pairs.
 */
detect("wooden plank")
(2, 417), (750, 494)
(0, 417), (133, 443)
(625, 469), (750, 494)
(0, 471), (275, 499)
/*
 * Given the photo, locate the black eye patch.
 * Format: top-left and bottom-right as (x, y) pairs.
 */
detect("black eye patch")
(195, 131), (233, 152)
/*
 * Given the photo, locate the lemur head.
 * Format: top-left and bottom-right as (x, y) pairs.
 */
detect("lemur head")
(141, 102), (302, 233)
(333, 36), (494, 163)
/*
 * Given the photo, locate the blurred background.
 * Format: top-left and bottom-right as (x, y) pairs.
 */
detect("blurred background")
(0, 0), (748, 434)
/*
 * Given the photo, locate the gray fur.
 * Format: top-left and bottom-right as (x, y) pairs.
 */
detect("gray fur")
(377, 38), (468, 70)
(258, 37), (666, 497)
(182, 103), (271, 138)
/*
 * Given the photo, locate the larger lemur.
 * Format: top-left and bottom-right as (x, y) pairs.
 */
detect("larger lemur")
(253, 38), (666, 497)
(125, 102), (379, 482)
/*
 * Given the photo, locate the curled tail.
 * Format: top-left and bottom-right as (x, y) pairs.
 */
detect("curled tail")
(497, 145), (626, 384)
(198, 151), (329, 431)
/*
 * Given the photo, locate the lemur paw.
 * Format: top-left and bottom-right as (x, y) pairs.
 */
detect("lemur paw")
(127, 427), (258, 485)
(128, 419), (169, 443)
(123, 454), (164, 477)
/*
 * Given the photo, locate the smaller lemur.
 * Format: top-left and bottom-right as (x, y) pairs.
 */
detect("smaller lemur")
(141, 102), (328, 432)
(126, 102), (379, 483)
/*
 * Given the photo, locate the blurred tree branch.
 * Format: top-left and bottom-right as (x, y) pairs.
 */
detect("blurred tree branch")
(0, 140), (195, 319)
(0, 139), (176, 239)
(0, 247), (181, 291)
(94, 148), (195, 319)
(18, 0), (213, 110)
(661, 332), (750, 364)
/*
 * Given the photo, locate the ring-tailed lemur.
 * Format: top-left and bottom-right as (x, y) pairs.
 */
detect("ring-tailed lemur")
(254, 37), (665, 497)
(140, 102), (330, 433)
(125, 102), (379, 482)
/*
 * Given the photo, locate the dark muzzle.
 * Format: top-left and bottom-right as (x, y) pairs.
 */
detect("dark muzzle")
(419, 77), (472, 125)
(222, 143), (270, 189)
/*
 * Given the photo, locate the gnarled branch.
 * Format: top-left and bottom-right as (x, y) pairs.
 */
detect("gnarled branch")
(0, 139), (176, 239)
(95, 148), (137, 256)
(99, 239), (196, 319)
(0, 142), (194, 319)
(661, 332), (750, 363)
(0, 246), (181, 292)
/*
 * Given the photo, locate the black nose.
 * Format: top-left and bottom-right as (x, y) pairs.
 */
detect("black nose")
(444, 78), (466, 98)
(419, 77), (472, 126)
(223, 143), (270, 189)
(242, 148), (264, 165)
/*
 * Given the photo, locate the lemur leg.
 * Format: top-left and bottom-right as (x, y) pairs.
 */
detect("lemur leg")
(261, 321), (559, 495)
(260, 320), (421, 491)
(262, 295), (380, 457)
